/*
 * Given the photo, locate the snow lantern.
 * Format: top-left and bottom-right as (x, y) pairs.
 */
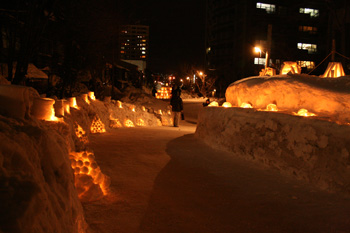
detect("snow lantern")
(75, 123), (88, 143)
(69, 151), (110, 201)
(240, 103), (253, 108)
(208, 101), (219, 107)
(53, 99), (66, 117)
(67, 97), (78, 109)
(259, 67), (276, 76)
(136, 118), (145, 126)
(63, 101), (70, 114)
(124, 119), (135, 127)
(266, 103), (278, 111)
(31, 97), (57, 121)
(295, 108), (316, 117)
(88, 91), (96, 100)
(280, 61), (301, 75)
(109, 118), (123, 128)
(116, 100), (123, 108)
(321, 62), (345, 78)
(129, 104), (136, 112)
(222, 102), (232, 108)
(142, 106), (146, 112)
(90, 115), (106, 133)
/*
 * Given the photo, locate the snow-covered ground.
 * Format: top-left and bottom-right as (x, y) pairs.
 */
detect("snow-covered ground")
(196, 74), (350, 196)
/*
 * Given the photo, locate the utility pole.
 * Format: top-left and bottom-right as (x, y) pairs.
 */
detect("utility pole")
(266, 24), (272, 69)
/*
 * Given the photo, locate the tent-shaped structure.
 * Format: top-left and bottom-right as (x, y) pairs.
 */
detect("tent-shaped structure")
(321, 62), (345, 78)
(280, 61), (301, 75)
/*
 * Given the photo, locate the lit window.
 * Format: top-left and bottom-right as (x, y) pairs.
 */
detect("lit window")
(256, 2), (276, 14)
(141, 40), (146, 42)
(300, 8), (319, 17)
(142, 51), (146, 54)
(299, 26), (317, 34)
(297, 61), (315, 70)
(254, 57), (266, 65)
(141, 47), (146, 50)
(297, 43), (317, 54)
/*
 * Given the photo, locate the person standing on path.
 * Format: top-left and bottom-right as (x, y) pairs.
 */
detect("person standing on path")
(170, 84), (183, 127)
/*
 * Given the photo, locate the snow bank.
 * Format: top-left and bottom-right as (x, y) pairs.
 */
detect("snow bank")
(0, 116), (87, 233)
(196, 107), (350, 195)
(225, 74), (350, 123)
(0, 84), (175, 232)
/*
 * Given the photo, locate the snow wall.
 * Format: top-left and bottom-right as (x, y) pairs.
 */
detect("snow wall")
(0, 84), (173, 232)
(195, 107), (350, 196)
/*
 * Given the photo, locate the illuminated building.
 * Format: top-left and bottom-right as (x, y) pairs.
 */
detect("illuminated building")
(119, 25), (149, 72)
(205, 0), (330, 95)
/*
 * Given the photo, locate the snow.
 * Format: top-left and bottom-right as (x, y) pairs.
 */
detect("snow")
(0, 84), (174, 232)
(196, 74), (350, 196)
(2, 73), (350, 232)
(225, 74), (350, 123)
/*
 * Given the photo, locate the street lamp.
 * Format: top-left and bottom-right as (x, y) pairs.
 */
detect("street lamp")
(254, 46), (269, 69)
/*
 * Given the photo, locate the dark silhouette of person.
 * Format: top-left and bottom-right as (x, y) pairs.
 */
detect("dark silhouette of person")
(203, 98), (210, 107)
(170, 87), (183, 127)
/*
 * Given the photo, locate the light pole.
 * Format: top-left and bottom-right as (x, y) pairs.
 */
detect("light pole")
(254, 46), (269, 69)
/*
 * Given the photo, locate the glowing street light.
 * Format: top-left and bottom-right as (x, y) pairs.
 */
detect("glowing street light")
(254, 46), (269, 69)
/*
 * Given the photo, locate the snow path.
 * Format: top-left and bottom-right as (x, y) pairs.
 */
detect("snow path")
(84, 120), (350, 233)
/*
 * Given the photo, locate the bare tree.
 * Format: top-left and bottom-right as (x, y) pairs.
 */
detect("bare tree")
(195, 72), (216, 98)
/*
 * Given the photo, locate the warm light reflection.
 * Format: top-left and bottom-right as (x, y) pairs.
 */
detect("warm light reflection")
(222, 102), (232, 108)
(240, 103), (253, 108)
(124, 119), (135, 127)
(142, 106), (146, 112)
(295, 108), (316, 117)
(266, 103), (278, 111)
(70, 151), (109, 198)
(208, 101), (219, 107)
(90, 116), (106, 133)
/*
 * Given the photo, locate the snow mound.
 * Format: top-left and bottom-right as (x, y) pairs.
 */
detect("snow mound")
(226, 74), (350, 124)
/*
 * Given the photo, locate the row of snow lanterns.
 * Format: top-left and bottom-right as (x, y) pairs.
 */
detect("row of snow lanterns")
(31, 91), (96, 122)
(208, 101), (316, 117)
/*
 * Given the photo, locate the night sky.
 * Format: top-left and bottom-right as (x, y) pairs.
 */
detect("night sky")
(119, 0), (206, 75)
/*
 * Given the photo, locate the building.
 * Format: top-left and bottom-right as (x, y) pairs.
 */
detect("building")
(205, 0), (332, 96)
(119, 25), (149, 72)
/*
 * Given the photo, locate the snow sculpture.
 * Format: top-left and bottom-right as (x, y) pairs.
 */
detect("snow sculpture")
(69, 151), (110, 202)
(321, 62), (345, 78)
(0, 85), (39, 119)
(31, 97), (56, 121)
(226, 75), (350, 123)
(90, 115), (106, 133)
(80, 93), (89, 104)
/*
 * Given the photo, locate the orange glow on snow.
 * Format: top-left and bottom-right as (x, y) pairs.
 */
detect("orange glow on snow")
(142, 106), (146, 112)
(68, 97), (79, 109)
